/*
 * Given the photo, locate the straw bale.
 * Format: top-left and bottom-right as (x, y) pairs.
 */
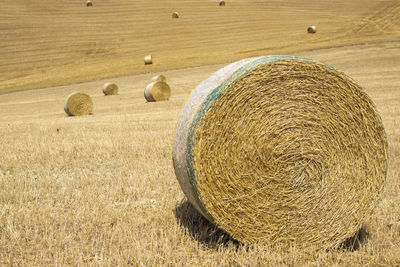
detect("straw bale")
(307, 25), (317, 33)
(86, 0), (93, 7)
(172, 12), (180, 19)
(64, 92), (93, 116)
(219, 0), (226, 6)
(103, 82), (118, 95)
(144, 81), (171, 102)
(173, 55), (388, 249)
(151, 74), (167, 83)
(144, 55), (153, 65)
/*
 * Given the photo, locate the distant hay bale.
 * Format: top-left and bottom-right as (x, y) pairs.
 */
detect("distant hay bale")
(307, 25), (317, 33)
(172, 12), (180, 19)
(64, 92), (93, 116)
(86, 0), (93, 7)
(144, 81), (171, 102)
(151, 74), (166, 83)
(219, 0), (226, 6)
(103, 82), (118, 95)
(173, 55), (388, 250)
(144, 55), (153, 65)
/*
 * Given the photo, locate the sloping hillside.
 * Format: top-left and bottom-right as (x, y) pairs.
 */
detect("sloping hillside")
(1, 0), (399, 93)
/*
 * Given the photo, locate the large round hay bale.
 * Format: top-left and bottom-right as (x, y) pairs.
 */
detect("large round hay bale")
(86, 0), (93, 7)
(144, 55), (153, 65)
(151, 74), (166, 83)
(219, 0), (226, 6)
(173, 55), (388, 249)
(103, 82), (118, 95)
(307, 25), (317, 33)
(64, 92), (93, 116)
(172, 12), (180, 19)
(144, 81), (171, 102)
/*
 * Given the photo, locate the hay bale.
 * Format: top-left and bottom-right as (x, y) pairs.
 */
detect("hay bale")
(173, 55), (388, 249)
(144, 55), (153, 65)
(307, 25), (317, 33)
(172, 12), (180, 19)
(219, 0), (226, 6)
(86, 0), (93, 7)
(64, 92), (93, 116)
(103, 82), (118, 95)
(144, 81), (171, 102)
(151, 74), (167, 83)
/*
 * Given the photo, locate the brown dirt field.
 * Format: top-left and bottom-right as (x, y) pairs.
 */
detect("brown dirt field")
(0, 0), (399, 265)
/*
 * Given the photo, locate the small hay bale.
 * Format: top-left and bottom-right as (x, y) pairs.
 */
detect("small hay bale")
(144, 55), (153, 65)
(64, 92), (93, 116)
(151, 74), (167, 83)
(307, 25), (317, 33)
(173, 55), (388, 250)
(103, 82), (118, 95)
(172, 12), (180, 19)
(86, 0), (93, 7)
(219, 0), (226, 6)
(144, 81), (171, 102)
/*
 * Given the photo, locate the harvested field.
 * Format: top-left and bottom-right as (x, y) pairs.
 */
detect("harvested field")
(1, 0), (398, 94)
(0, 0), (399, 265)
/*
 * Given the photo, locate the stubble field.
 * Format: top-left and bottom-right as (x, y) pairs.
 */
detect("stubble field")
(0, 0), (399, 265)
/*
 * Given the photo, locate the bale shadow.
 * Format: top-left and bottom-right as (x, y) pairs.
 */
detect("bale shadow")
(175, 199), (369, 252)
(338, 226), (369, 252)
(174, 200), (242, 249)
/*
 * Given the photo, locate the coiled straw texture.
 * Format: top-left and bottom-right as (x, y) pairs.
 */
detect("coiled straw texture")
(103, 82), (118, 95)
(144, 81), (171, 102)
(173, 55), (388, 250)
(64, 92), (93, 116)
(151, 75), (167, 83)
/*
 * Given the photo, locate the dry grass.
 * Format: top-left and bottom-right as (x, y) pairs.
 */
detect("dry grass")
(0, 0), (399, 265)
(1, 0), (398, 94)
(144, 81), (171, 102)
(103, 82), (118, 96)
(308, 25), (317, 33)
(152, 75), (167, 83)
(172, 12), (180, 19)
(64, 92), (93, 116)
(175, 57), (387, 249)
(0, 42), (399, 265)
(144, 55), (153, 65)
